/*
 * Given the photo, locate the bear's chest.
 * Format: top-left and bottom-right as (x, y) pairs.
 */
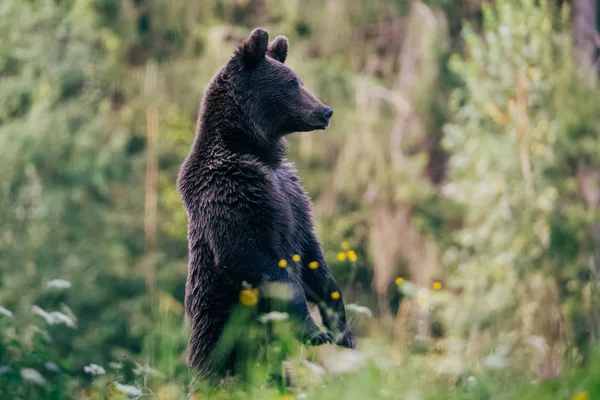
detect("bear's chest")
(269, 167), (304, 254)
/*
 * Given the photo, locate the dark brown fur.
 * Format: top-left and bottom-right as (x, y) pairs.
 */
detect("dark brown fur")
(177, 28), (356, 381)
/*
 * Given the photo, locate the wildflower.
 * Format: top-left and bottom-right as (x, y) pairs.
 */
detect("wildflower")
(47, 279), (72, 290)
(483, 353), (509, 370)
(347, 250), (357, 262)
(32, 306), (76, 328)
(417, 298), (425, 306)
(341, 241), (350, 250)
(44, 362), (59, 372)
(278, 396), (294, 400)
(0, 306), (12, 317)
(301, 360), (326, 375)
(84, 363), (106, 376)
(571, 392), (590, 400)
(322, 349), (366, 374)
(21, 368), (46, 386)
(331, 291), (341, 300)
(395, 277), (404, 285)
(337, 252), (347, 261)
(278, 259), (288, 268)
(346, 303), (373, 317)
(308, 261), (319, 269)
(239, 288), (259, 306)
(133, 365), (162, 377)
(114, 383), (142, 397)
(258, 311), (289, 323)
(432, 281), (442, 290)
(292, 254), (301, 262)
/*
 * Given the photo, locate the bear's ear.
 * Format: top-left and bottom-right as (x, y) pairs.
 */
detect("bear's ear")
(236, 28), (269, 68)
(267, 35), (288, 64)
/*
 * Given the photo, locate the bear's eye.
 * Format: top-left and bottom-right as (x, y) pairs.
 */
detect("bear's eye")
(288, 79), (298, 88)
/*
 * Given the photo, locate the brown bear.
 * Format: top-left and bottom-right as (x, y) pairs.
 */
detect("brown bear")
(177, 28), (356, 381)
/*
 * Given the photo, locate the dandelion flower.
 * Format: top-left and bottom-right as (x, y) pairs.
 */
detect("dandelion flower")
(341, 241), (350, 250)
(395, 277), (404, 285)
(308, 261), (319, 269)
(239, 288), (259, 306)
(278, 259), (288, 268)
(337, 252), (347, 261)
(432, 281), (442, 290)
(331, 291), (341, 300)
(278, 396), (295, 400)
(571, 392), (589, 400)
(347, 250), (357, 262)
(292, 254), (301, 262)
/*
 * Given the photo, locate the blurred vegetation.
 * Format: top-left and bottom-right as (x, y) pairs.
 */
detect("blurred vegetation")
(1, 0), (600, 398)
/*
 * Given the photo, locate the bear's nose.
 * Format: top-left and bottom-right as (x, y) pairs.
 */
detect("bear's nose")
(322, 107), (333, 119)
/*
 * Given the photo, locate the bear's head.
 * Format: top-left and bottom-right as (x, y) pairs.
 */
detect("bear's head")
(227, 28), (333, 137)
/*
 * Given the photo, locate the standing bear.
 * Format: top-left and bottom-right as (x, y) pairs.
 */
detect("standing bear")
(177, 28), (356, 381)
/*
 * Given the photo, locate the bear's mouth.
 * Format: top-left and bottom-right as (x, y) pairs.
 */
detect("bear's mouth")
(311, 116), (330, 130)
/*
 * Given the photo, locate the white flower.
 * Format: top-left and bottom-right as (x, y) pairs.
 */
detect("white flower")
(297, 394), (308, 399)
(301, 360), (326, 375)
(84, 363), (106, 376)
(45, 362), (59, 372)
(483, 353), (509, 370)
(404, 391), (423, 400)
(259, 311), (289, 323)
(21, 368), (46, 385)
(32, 306), (76, 328)
(114, 383), (142, 397)
(47, 279), (72, 290)
(527, 335), (548, 354)
(322, 350), (366, 374)
(346, 304), (373, 317)
(133, 365), (162, 377)
(0, 306), (12, 317)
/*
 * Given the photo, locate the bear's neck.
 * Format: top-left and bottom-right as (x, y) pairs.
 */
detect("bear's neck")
(199, 116), (288, 167)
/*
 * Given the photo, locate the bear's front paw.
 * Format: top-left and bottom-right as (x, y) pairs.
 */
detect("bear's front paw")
(335, 329), (357, 349)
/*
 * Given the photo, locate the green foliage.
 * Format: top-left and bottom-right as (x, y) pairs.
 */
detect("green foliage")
(441, 0), (600, 371)
(1, 0), (600, 398)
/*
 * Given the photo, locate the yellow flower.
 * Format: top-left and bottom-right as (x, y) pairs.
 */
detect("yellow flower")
(337, 252), (347, 261)
(331, 291), (341, 300)
(308, 261), (319, 269)
(292, 254), (301, 262)
(347, 250), (357, 262)
(395, 277), (404, 285)
(278, 396), (295, 400)
(341, 241), (350, 250)
(432, 281), (442, 290)
(278, 259), (288, 268)
(571, 392), (590, 400)
(418, 298), (425, 306)
(239, 288), (259, 306)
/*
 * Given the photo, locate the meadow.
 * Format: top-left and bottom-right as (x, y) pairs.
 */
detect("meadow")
(1, 0), (600, 399)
